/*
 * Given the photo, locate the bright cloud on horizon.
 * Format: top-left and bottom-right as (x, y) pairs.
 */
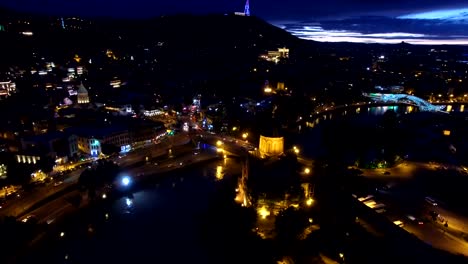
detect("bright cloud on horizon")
(278, 24), (468, 45)
(398, 7), (468, 20)
(272, 6), (468, 45)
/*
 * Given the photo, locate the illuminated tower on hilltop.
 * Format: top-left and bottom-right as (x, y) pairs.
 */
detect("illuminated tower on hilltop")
(244, 0), (250, 16)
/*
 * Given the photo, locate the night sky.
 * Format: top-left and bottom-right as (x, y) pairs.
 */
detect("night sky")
(3, 0), (468, 44)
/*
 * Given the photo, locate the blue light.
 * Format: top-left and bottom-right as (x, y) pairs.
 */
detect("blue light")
(398, 8), (468, 20)
(121, 176), (131, 186)
(125, 197), (133, 207)
(363, 93), (444, 112)
(120, 145), (131, 153)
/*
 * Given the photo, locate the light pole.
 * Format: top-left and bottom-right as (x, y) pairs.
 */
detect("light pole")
(293, 146), (300, 154)
(242, 132), (248, 142)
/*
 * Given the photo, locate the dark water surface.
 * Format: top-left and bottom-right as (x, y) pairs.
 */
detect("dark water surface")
(17, 160), (236, 264)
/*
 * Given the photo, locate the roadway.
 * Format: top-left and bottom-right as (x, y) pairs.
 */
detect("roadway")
(357, 182), (468, 256)
(9, 126), (468, 257)
(0, 168), (84, 218)
(0, 133), (191, 219)
(22, 150), (221, 226)
(359, 160), (468, 235)
(193, 130), (468, 257)
(14, 131), (246, 226)
(403, 215), (468, 256)
(357, 161), (439, 180)
(202, 133), (468, 257)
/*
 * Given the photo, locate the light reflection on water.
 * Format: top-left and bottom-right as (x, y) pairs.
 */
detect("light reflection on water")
(306, 104), (467, 130)
(18, 160), (241, 264)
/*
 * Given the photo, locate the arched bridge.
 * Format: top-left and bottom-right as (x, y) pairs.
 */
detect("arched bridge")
(363, 93), (445, 112)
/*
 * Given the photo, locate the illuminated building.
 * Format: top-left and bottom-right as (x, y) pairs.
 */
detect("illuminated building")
(374, 85), (404, 93)
(277, 82), (286, 91)
(104, 104), (133, 116)
(77, 82), (90, 104)
(110, 79), (121, 88)
(261, 47), (290, 63)
(0, 164), (6, 179)
(258, 114), (284, 157)
(58, 17), (88, 31)
(21, 132), (79, 160)
(0, 81), (16, 98)
(267, 48), (289, 59)
(15, 154), (41, 164)
(77, 137), (101, 157)
(192, 95), (201, 112)
(71, 126), (133, 156)
(259, 135), (284, 157)
(143, 109), (165, 117)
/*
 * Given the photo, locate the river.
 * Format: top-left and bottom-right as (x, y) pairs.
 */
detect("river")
(14, 157), (242, 264)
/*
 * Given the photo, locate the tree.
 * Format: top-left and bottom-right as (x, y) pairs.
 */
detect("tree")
(275, 207), (309, 245)
(38, 156), (55, 174)
(314, 158), (355, 251)
(200, 181), (261, 264)
(79, 160), (121, 190)
(7, 161), (33, 187)
(248, 156), (302, 201)
(101, 143), (121, 156)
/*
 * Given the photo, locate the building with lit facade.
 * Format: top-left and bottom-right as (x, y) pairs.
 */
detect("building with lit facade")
(20, 131), (79, 162)
(71, 126), (130, 156)
(77, 137), (101, 157)
(15, 154), (41, 165)
(77, 82), (90, 104)
(0, 81), (16, 98)
(257, 115), (284, 158)
(260, 47), (290, 63)
(259, 135), (284, 157)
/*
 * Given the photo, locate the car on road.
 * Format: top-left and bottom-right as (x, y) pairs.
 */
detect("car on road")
(406, 215), (424, 225)
(54, 181), (64, 187)
(425, 196), (438, 206)
(393, 220), (404, 227)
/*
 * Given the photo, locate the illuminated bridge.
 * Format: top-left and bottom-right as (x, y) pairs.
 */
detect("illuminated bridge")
(363, 93), (445, 112)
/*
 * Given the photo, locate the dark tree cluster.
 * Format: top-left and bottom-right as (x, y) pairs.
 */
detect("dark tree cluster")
(199, 181), (272, 264)
(248, 154), (302, 202)
(78, 160), (120, 197)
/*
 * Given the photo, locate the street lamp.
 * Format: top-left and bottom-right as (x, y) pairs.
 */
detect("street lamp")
(121, 176), (131, 187)
(304, 168), (310, 174)
(242, 133), (248, 140)
(293, 146), (300, 154)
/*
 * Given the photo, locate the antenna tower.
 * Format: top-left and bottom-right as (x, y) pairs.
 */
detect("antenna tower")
(244, 0), (250, 16)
